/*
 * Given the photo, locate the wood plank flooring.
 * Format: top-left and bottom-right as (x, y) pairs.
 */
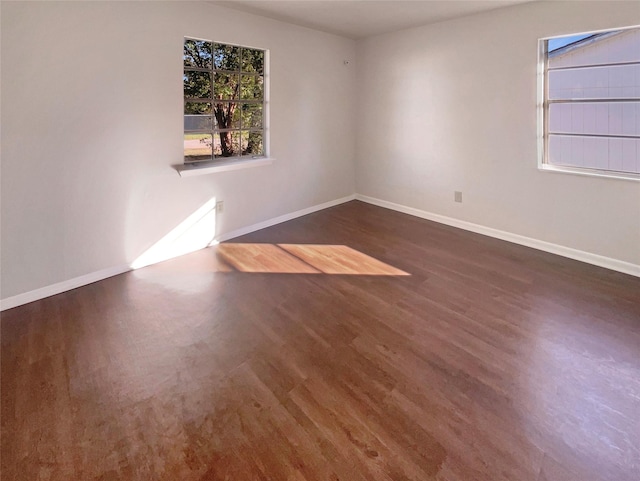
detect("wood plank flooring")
(2, 200), (639, 480)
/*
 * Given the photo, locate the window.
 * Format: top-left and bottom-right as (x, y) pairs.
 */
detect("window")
(183, 39), (266, 164)
(539, 26), (640, 179)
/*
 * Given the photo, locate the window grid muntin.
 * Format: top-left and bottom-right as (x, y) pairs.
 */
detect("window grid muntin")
(184, 38), (266, 163)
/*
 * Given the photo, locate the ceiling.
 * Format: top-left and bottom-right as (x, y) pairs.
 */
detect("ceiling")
(212, 0), (533, 39)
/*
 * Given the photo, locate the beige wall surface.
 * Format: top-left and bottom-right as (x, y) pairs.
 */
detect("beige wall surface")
(1, 1), (357, 299)
(355, 1), (640, 265)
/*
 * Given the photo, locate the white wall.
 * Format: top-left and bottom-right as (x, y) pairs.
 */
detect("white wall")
(355, 1), (640, 266)
(1, 1), (356, 300)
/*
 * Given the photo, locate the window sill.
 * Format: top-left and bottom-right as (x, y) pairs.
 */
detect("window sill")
(539, 164), (640, 182)
(176, 157), (274, 177)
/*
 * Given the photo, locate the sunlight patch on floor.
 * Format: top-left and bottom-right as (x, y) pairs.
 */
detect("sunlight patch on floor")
(216, 243), (409, 276)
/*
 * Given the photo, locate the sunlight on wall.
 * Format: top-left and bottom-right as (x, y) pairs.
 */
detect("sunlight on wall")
(130, 197), (218, 270)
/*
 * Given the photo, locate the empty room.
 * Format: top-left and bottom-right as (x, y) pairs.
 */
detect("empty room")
(1, 0), (639, 480)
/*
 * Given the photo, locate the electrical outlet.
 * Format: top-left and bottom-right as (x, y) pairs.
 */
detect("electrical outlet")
(454, 191), (462, 203)
(216, 201), (224, 213)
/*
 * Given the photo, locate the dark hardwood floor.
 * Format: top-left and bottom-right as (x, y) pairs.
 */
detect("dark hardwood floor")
(2, 200), (639, 480)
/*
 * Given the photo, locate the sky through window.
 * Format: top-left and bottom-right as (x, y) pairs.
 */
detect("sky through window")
(548, 34), (593, 52)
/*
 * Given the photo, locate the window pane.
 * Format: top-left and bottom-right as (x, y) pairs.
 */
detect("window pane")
(549, 64), (640, 100)
(548, 134), (640, 173)
(213, 132), (240, 158)
(241, 131), (264, 157)
(214, 73), (239, 100)
(549, 102), (640, 136)
(184, 115), (212, 131)
(213, 103), (241, 130)
(184, 39), (212, 69)
(184, 102), (212, 115)
(241, 75), (264, 100)
(548, 29), (640, 70)
(240, 103), (263, 129)
(610, 137), (640, 173)
(214, 44), (240, 70)
(184, 133), (212, 163)
(184, 71), (211, 99)
(242, 49), (264, 73)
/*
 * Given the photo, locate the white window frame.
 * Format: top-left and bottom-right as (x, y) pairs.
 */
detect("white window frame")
(537, 26), (640, 182)
(179, 38), (272, 177)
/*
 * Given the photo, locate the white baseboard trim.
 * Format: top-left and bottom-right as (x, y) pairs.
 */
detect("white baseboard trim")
(0, 194), (357, 312)
(0, 265), (131, 312)
(5, 191), (634, 312)
(355, 194), (640, 278)
(216, 194), (357, 243)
